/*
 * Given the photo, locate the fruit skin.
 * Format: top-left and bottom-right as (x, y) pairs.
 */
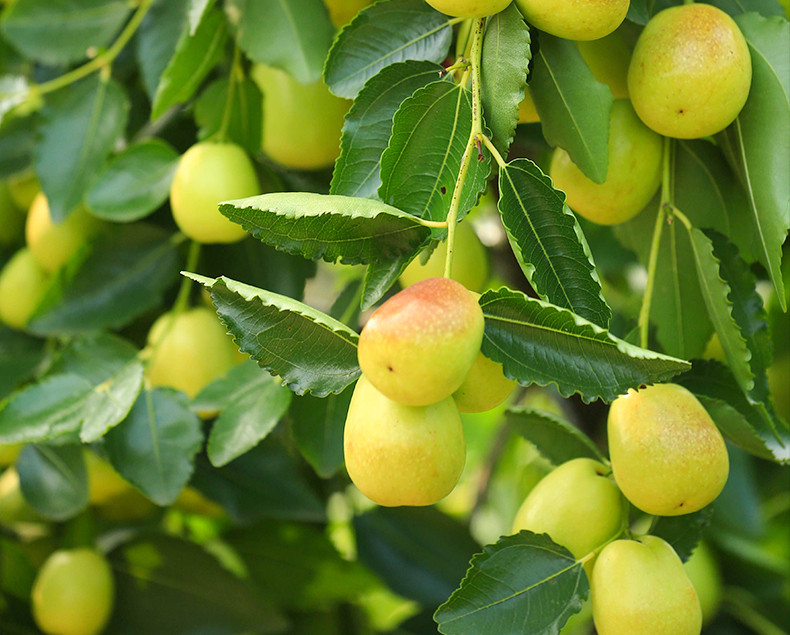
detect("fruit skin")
(357, 277), (484, 406)
(0, 248), (50, 330)
(453, 352), (516, 413)
(26, 193), (102, 272)
(425, 0), (512, 19)
(343, 376), (465, 506)
(324, 0), (371, 26)
(145, 307), (240, 398)
(684, 541), (723, 625)
(399, 221), (489, 293)
(512, 458), (626, 562)
(608, 383), (729, 516)
(32, 548), (115, 635)
(550, 99), (662, 225)
(627, 4), (752, 139)
(169, 142), (257, 244)
(592, 536), (702, 635)
(251, 64), (350, 170)
(514, 0), (628, 41)
(576, 30), (631, 99)
(517, 87), (539, 124)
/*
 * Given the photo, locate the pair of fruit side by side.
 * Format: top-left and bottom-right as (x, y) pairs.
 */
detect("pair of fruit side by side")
(344, 277), (517, 507)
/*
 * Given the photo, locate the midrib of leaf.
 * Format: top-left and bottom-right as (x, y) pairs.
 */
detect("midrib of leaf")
(484, 310), (615, 349)
(35, 445), (83, 492)
(72, 78), (111, 209)
(276, 0), (310, 76)
(500, 165), (574, 310)
(144, 390), (166, 488)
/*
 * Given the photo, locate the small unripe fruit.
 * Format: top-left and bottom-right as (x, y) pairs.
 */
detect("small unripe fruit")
(344, 376), (465, 506)
(32, 548), (115, 635)
(514, 0), (628, 41)
(0, 248), (49, 330)
(169, 142), (258, 244)
(550, 99), (662, 225)
(453, 352), (516, 413)
(357, 277), (484, 406)
(627, 4), (752, 138)
(592, 536), (702, 635)
(608, 383), (729, 516)
(425, 0), (512, 19)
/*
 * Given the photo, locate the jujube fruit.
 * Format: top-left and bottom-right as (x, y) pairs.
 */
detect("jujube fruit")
(592, 536), (702, 635)
(324, 0), (372, 26)
(627, 4), (752, 138)
(550, 99), (662, 225)
(169, 141), (258, 244)
(517, 87), (539, 124)
(514, 0), (629, 41)
(425, 0), (512, 19)
(453, 351), (516, 413)
(684, 541), (723, 625)
(608, 383), (729, 516)
(0, 247), (49, 330)
(343, 375), (465, 506)
(357, 277), (484, 406)
(576, 30), (631, 99)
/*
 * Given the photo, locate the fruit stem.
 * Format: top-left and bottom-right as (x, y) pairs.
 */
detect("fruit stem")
(480, 133), (507, 169)
(173, 240), (202, 316)
(35, 0), (156, 96)
(443, 17), (485, 280)
(216, 44), (242, 143)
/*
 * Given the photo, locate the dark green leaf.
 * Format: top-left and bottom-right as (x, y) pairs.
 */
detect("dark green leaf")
(480, 4), (531, 155)
(331, 60), (448, 199)
(480, 287), (690, 403)
(188, 274), (360, 397)
(379, 81), (489, 223)
(290, 385), (353, 478)
(108, 533), (287, 635)
(355, 507), (480, 607)
(191, 439), (325, 523)
(435, 531), (588, 634)
(0, 116), (35, 178)
(194, 76), (262, 155)
(226, 520), (378, 610)
(86, 139), (180, 222)
(17, 443), (87, 521)
(498, 158), (610, 328)
(150, 7), (228, 120)
(204, 366), (292, 467)
(361, 250), (420, 310)
(708, 0), (784, 17)
(507, 406), (604, 465)
(226, 0), (334, 84)
(28, 224), (180, 335)
(529, 34), (612, 183)
(35, 75), (128, 222)
(219, 192), (431, 265)
(104, 388), (203, 505)
(651, 507), (714, 562)
(626, 0), (649, 24)
(0, 327), (45, 400)
(136, 0), (190, 99)
(1, 0), (130, 65)
(719, 14), (790, 309)
(324, 0), (453, 99)
(188, 0), (214, 33)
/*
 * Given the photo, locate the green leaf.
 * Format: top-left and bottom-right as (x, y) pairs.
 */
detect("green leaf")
(0, 334), (143, 445)
(17, 443), (87, 521)
(28, 224), (180, 335)
(188, 0), (214, 33)
(354, 507), (480, 607)
(203, 365), (292, 467)
(86, 139), (180, 222)
(480, 287), (690, 403)
(498, 158), (610, 328)
(678, 360), (790, 464)
(187, 274), (361, 397)
(625, 0), (649, 24)
(219, 192), (431, 265)
(480, 4), (531, 155)
(0, 116), (35, 178)
(104, 388), (203, 505)
(136, 0), (190, 99)
(226, 520), (378, 610)
(192, 439), (326, 523)
(194, 76), (263, 155)
(708, 0), (785, 17)
(507, 406), (604, 465)
(651, 508), (713, 563)
(529, 34), (613, 184)
(435, 531), (588, 634)
(0, 327), (45, 401)
(330, 60), (448, 199)
(324, 0), (453, 99)
(0, 0), (130, 65)
(0, 75), (30, 127)
(290, 385), (353, 478)
(35, 75), (128, 222)
(685, 225), (754, 395)
(379, 81), (490, 223)
(150, 7), (228, 120)
(107, 534), (287, 635)
(719, 14), (790, 309)
(361, 250), (420, 310)
(226, 0), (334, 84)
